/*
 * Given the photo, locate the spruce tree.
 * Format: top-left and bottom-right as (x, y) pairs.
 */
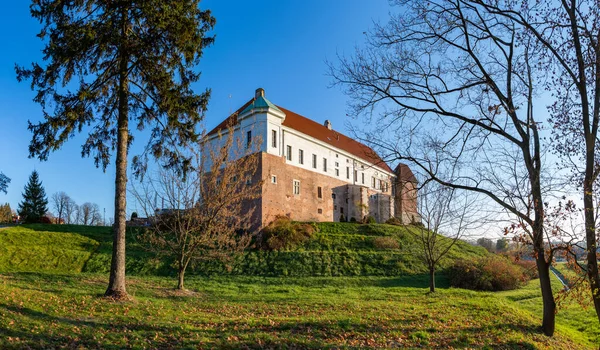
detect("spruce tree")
(16, 1), (215, 299)
(18, 170), (48, 223)
(0, 172), (10, 194)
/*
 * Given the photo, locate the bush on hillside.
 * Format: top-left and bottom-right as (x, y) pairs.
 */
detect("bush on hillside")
(365, 216), (376, 224)
(350, 217), (357, 223)
(448, 255), (528, 291)
(513, 258), (539, 279)
(385, 217), (403, 226)
(258, 216), (316, 251)
(372, 236), (400, 250)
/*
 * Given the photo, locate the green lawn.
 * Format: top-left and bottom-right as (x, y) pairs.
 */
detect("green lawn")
(0, 272), (596, 349)
(0, 224), (597, 348)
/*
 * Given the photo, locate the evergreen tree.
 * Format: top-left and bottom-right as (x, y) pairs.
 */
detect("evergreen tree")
(18, 170), (48, 223)
(16, 1), (215, 299)
(0, 172), (10, 194)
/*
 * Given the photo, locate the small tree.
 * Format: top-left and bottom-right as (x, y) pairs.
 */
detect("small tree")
(51, 191), (71, 224)
(0, 203), (12, 223)
(0, 172), (10, 194)
(477, 238), (495, 253)
(18, 170), (48, 223)
(131, 126), (263, 290)
(413, 180), (481, 292)
(80, 202), (102, 226)
(496, 238), (510, 253)
(64, 197), (77, 224)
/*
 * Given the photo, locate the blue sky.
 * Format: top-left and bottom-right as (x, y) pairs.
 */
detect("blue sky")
(0, 1), (391, 220)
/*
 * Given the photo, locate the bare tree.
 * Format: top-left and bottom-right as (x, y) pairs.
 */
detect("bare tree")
(131, 126), (263, 290)
(51, 192), (70, 223)
(80, 202), (102, 226)
(413, 180), (482, 292)
(331, 0), (561, 335)
(470, 0), (600, 326)
(64, 197), (77, 224)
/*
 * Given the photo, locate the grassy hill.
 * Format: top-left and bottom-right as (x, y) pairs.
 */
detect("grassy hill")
(0, 223), (487, 277)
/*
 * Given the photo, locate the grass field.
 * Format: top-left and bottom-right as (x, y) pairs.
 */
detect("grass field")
(0, 224), (598, 348)
(1, 272), (597, 349)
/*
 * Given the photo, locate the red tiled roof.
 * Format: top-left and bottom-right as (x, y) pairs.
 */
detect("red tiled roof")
(207, 98), (394, 173)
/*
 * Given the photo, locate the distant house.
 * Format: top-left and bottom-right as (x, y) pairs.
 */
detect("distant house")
(206, 88), (420, 227)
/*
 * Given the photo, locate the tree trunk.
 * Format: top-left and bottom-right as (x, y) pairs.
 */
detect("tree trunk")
(177, 267), (185, 290)
(536, 256), (555, 336)
(584, 172), (600, 323)
(105, 9), (130, 300)
(177, 257), (190, 290)
(429, 266), (435, 293)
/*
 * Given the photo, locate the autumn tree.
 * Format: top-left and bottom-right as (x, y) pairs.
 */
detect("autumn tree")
(0, 203), (12, 223)
(413, 180), (482, 292)
(131, 127), (262, 290)
(18, 170), (48, 223)
(472, 0), (600, 326)
(17, 1), (215, 299)
(331, 0), (560, 335)
(0, 172), (10, 194)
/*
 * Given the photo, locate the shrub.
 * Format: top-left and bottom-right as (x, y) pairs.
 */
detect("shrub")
(339, 214), (346, 222)
(350, 217), (357, 223)
(365, 216), (376, 224)
(448, 255), (526, 291)
(513, 258), (539, 280)
(372, 236), (400, 250)
(259, 216), (316, 251)
(385, 217), (403, 226)
(40, 216), (53, 224)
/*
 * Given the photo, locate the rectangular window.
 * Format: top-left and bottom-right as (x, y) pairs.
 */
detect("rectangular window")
(286, 145), (292, 161)
(272, 130), (277, 148)
(335, 162), (339, 167)
(372, 177), (376, 188)
(332, 193), (336, 200)
(299, 149), (304, 164)
(293, 180), (300, 195)
(346, 167), (350, 179)
(354, 170), (357, 182)
(271, 175), (277, 184)
(334, 205), (337, 210)
(362, 173), (365, 184)
(340, 207), (344, 214)
(246, 131), (252, 149)
(312, 154), (317, 168)
(335, 168), (339, 177)
(323, 158), (327, 172)
(318, 208), (323, 214)
(317, 186), (322, 199)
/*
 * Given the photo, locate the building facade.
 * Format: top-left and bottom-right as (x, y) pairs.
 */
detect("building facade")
(207, 88), (419, 227)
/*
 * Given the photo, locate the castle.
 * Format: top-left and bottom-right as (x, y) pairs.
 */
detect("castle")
(207, 88), (419, 227)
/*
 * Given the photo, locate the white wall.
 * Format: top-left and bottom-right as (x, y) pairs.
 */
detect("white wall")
(207, 108), (395, 193)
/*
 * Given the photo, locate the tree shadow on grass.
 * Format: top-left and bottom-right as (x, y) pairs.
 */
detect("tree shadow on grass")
(0, 299), (568, 350)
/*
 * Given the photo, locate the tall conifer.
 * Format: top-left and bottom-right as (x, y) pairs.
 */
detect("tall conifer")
(17, 1), (215, 299)
(18, 170), (48, 223)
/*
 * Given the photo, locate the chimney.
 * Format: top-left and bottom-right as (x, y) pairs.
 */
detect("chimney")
(255, 88), (265, 99)
(324, 119), (332, 130)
